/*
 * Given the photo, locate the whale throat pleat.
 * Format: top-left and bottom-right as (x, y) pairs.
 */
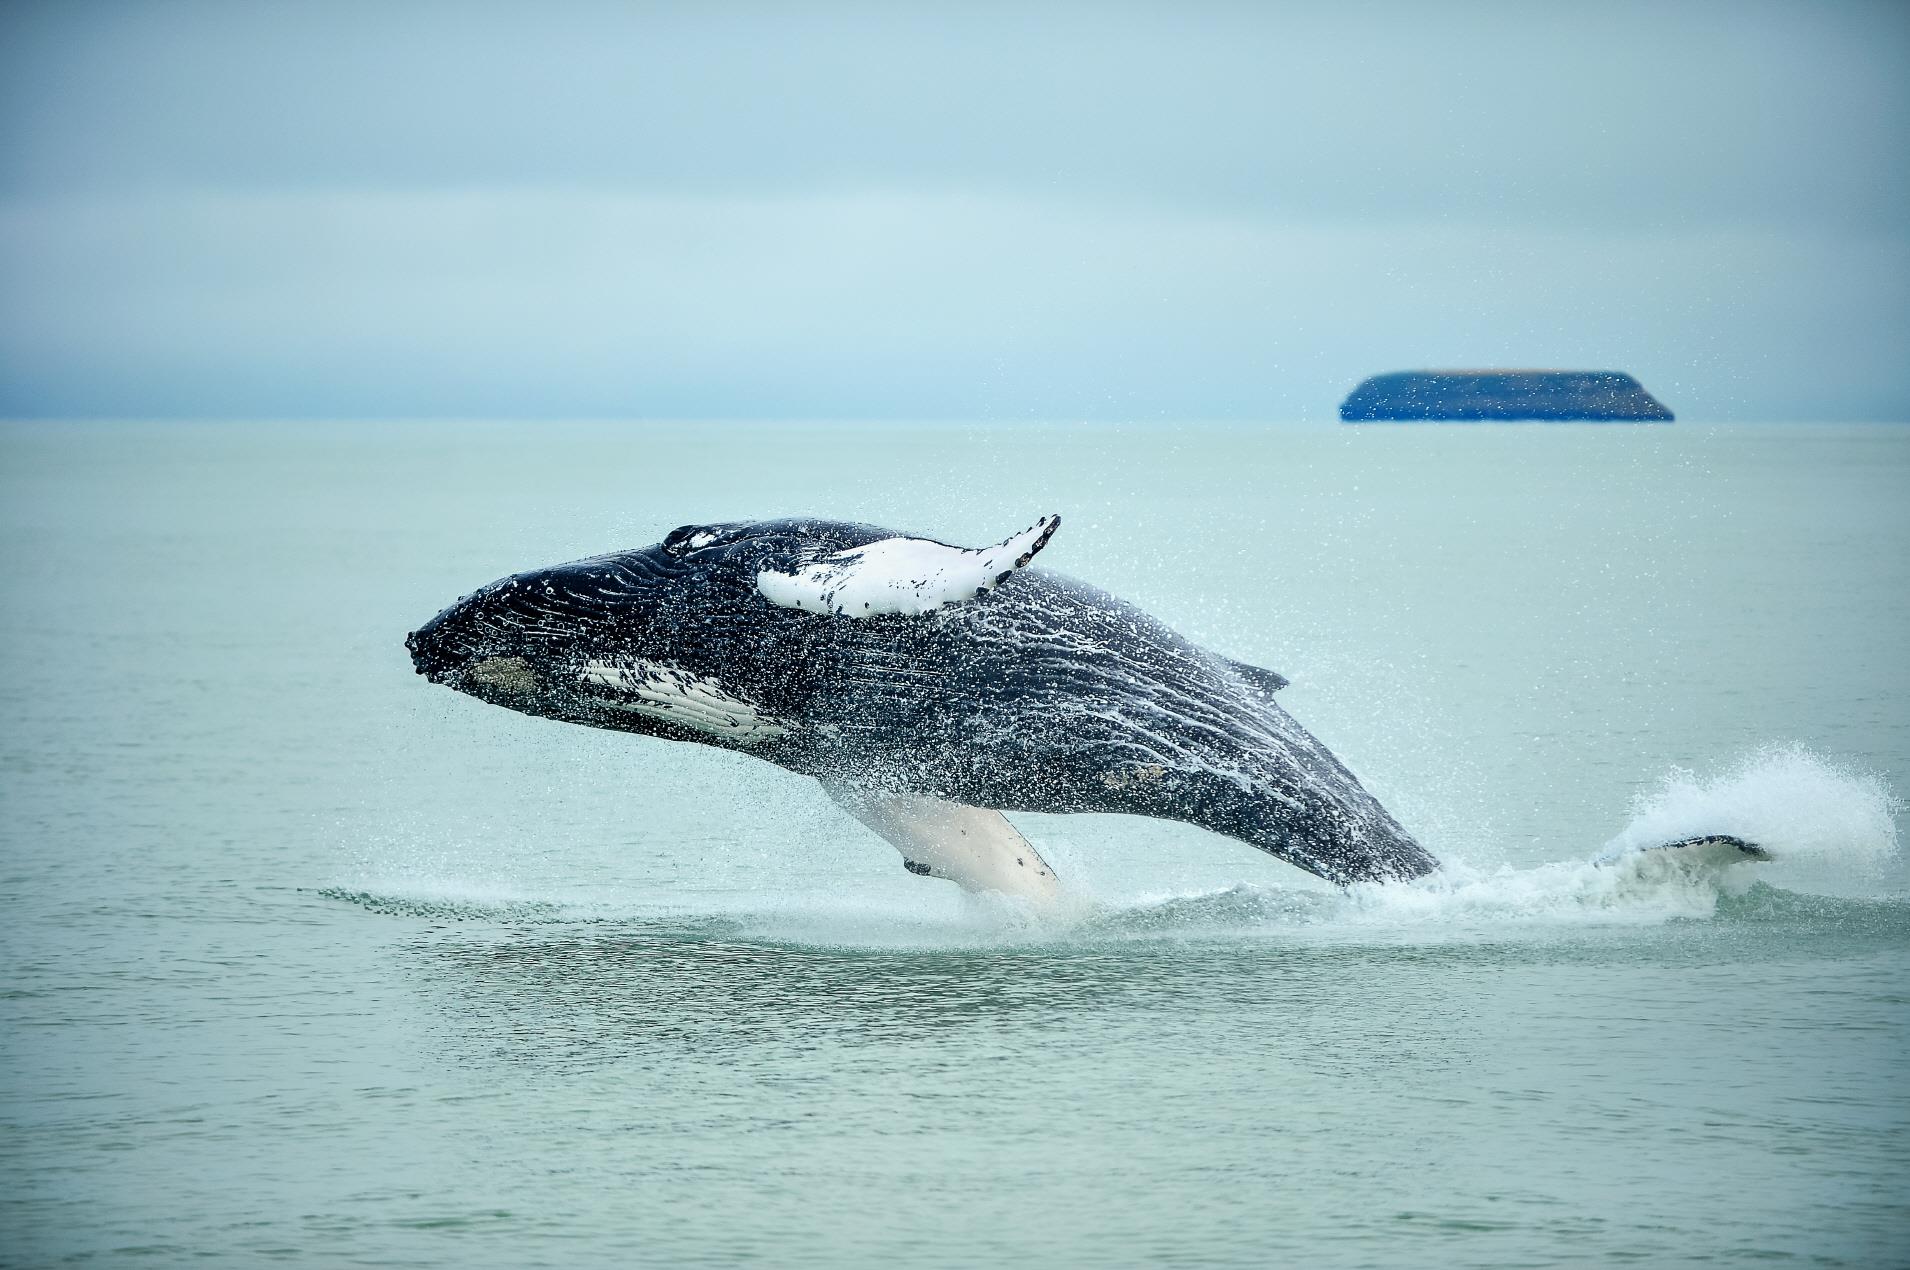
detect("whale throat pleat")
(579, 659), (787, 742)
(756, 515), (1061, 618)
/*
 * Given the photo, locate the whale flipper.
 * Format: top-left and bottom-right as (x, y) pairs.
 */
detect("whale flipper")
(758, 515), (1061, 617)
(822, 784), (1062, 901)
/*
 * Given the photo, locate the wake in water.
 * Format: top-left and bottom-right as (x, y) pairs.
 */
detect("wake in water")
(326, 746), (1902, 945)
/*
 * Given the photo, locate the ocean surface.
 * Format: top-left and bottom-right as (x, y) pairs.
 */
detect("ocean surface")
(2, 419), (1906, 1268)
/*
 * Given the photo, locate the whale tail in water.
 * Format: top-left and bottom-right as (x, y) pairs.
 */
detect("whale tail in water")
(1596, 834), (1770, 867)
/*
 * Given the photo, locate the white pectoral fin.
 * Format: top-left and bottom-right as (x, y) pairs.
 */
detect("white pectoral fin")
(824, 785), (1063, 902)
(756, 515), (1060, 618)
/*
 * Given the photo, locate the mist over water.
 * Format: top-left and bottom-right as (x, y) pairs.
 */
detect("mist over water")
(3, 421), (1907, 1266)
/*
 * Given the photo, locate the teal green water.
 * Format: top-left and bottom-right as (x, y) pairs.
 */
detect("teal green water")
(2, 421), (1906, 1267)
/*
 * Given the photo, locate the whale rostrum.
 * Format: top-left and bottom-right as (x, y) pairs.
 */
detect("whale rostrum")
(406, 515), (1441, 896)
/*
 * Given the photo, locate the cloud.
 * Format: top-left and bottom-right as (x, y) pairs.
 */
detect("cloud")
(1, 1), (1906, 418)
(4, 187), (1903, 419)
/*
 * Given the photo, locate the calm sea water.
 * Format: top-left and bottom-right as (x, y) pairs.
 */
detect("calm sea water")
(2, 420), (1906, 1267)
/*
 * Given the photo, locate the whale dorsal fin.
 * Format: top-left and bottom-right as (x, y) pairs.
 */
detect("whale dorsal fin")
(756, 515), (1060, 618)
(1224, 658), (1289, 696)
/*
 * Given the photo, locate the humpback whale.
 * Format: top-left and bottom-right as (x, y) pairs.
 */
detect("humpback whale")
(406, 515), (1443, 898)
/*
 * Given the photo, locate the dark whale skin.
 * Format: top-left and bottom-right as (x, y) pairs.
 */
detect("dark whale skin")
(406, 518), (1437, 886)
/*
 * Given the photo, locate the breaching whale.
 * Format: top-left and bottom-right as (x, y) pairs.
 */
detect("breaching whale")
(406, 515), (1442, 899)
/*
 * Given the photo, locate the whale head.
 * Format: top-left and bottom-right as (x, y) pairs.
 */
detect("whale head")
(404, 525), (753, 723)
(406, 515), (1061, 706)
(406, 520), (844, 685)
(406, 515), (1059, 747)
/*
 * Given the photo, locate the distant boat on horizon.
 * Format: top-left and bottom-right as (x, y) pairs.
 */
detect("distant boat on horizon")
(1340, 370), (1674, 422)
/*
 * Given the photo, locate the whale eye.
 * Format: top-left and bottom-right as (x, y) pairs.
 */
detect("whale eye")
(663, 524), (724, 556)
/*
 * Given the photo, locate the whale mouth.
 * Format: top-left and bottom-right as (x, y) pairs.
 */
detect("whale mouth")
(406, 626), (539, 694)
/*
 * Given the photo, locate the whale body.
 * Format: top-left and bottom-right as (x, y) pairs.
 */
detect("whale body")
(406, 516), (1440, 897)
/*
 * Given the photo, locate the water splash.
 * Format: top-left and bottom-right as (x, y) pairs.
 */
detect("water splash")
(1598, 744), (1900, 893)
(326, 744), (1902, 945)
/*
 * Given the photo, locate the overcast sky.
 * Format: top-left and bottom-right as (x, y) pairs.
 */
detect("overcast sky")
(2, 0), (1906, 420)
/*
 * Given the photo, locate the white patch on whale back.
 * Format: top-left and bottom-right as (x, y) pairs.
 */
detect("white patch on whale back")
(579, 658), (787, 743)
(756, 514), (1060, 618)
